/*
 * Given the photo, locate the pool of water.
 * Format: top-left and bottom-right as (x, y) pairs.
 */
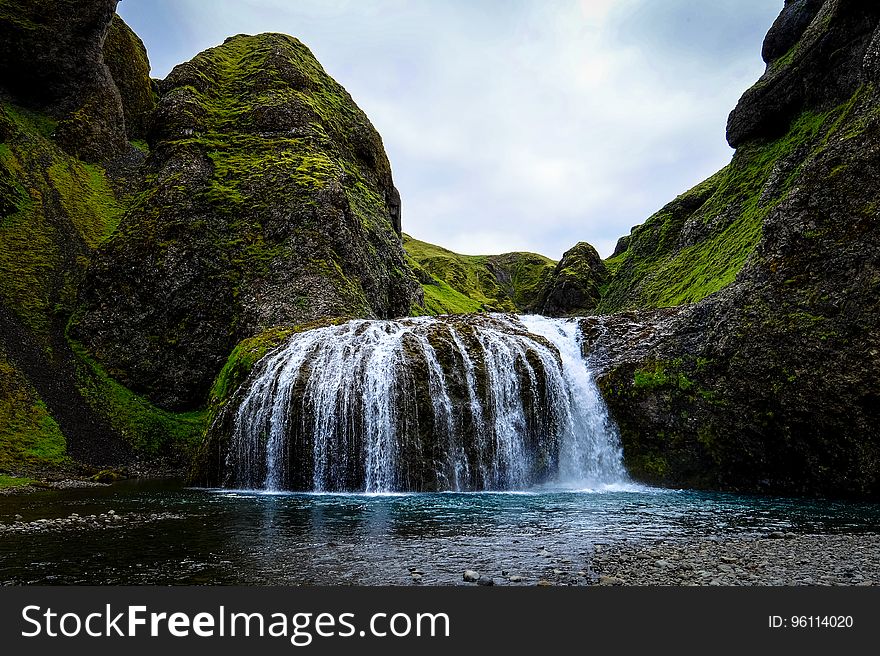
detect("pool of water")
(1, 481), (879, 585)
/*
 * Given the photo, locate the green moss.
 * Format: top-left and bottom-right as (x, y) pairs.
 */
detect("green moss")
(0, 101), (123, 336)
(633, 361), (694, 392)
(47, 160), (123, 248)
(0, 474), (37, 489)
(208, 326), (294, 408)
(0, 354), (67, 471)
(417, 277), (485, 316)
(632, 453), (669, 479)
(68, 337), (206, 456)
(404, 234), (555, 313)
(103, 14), (156, 139)
(600, 90), (864, 313)
(2, 103), (57, 139)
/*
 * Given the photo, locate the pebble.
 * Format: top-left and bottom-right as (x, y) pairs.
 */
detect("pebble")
(508, 575), (523, 583)
(476, 576), (494, 586)
(589, 534), (880, 586)
(0, 511), (182, 536)
(463, 570), (480, 582)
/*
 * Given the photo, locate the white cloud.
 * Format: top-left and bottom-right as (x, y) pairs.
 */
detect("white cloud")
(118, 0), (782, 259)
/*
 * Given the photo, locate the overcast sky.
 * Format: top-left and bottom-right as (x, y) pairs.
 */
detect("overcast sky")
(117, 0), (782, 259)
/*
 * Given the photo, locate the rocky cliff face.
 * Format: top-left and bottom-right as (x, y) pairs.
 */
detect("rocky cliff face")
(0, 0), (128, 161)
(588, 0), (880, 498)
(1, 4), (421, 478)
(71, 33), (422, 410)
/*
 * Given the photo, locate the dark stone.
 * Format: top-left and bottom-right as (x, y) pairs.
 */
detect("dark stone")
(761, 0), (826, 64)
(531, 242), (607, 316)
(611, 235), (630, 258)
(72, 33), (422, 409)
(582, 1), (880, 499)
(0, 0), (127, 161)
(103, 14), (156, 140)
(727, 0), (880, 148)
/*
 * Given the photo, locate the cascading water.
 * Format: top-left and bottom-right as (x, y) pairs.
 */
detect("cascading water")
(222, 315), (628, 492)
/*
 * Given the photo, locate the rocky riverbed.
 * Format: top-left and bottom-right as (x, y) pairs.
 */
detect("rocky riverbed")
(0, 510), (184, 536)
(585, 533), (880, 586)
(452, 533), (880, 587)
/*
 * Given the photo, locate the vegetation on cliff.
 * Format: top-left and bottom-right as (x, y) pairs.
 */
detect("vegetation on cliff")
(590, 0), (880, 498)
(404, 234), (555, 315)
(71, 32), (421, 410)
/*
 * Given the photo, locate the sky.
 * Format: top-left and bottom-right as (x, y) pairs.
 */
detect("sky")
(117, 0), (782, 259)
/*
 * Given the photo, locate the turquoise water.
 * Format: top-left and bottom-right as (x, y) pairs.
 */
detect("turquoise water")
(1, 481), (878, 585)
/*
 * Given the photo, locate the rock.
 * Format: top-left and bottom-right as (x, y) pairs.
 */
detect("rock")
(476, 577), (494, 586)
(529, 242), (607, 316)
(410, 573), (423, 582)
(761, 0), (826, 64)
(598, 575), (623, 586)
(720, 556), (739, 564)
(102, 14), (156, 140)
(536, 580), (553, 587)
(585, 2), (880, 498)
(71, 32), (422, 410)
(0, 0), (128, 161)
(508, 575), (523, 583)
(463, 570), (480, 582)
(769, 532), (786, 540)
(727, 0), (879, 147)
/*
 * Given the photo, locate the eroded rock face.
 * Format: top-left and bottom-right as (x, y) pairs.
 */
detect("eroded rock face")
(727, 0), (880, 147)
(102, 14), (155, 140)
(0, 0), (127, 161)
(72, 33), (422, 409)
(574, 0), (880, 498)
(591, 33), (880, 497)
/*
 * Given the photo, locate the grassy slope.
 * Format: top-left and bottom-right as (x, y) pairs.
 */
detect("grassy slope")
(599, 89), (866, 313)
(404, 234), (555, 315)
(0, 100), (208, 471)
(0, 348), (66, 473)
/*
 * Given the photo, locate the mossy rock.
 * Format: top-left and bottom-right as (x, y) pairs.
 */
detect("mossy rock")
(72, 33), (421, 410)
(103, 14), (156, 140)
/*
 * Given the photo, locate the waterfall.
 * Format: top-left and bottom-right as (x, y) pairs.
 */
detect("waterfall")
(223, 315), (627, 492)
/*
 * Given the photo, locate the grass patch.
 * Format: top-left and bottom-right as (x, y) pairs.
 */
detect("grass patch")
(404, 234), (555, 313)
(0, 354), (67, 471)
(0, 474), (37, 489)
(68, 337), (206, 456)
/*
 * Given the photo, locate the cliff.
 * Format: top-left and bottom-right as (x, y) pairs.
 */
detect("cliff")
(588, 0), (880, 497)
(0, 2), (419, 481)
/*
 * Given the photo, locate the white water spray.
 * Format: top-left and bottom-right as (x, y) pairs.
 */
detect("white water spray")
(226, 315), (627, 492)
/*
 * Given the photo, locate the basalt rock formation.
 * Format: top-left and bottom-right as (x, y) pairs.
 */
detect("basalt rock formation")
(71, 32), (422, 410)
(0, 0), (128, 162)
(586, 0), (880, 498)
(1, 3), (420, 479)
(529, 242), (607, 316)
